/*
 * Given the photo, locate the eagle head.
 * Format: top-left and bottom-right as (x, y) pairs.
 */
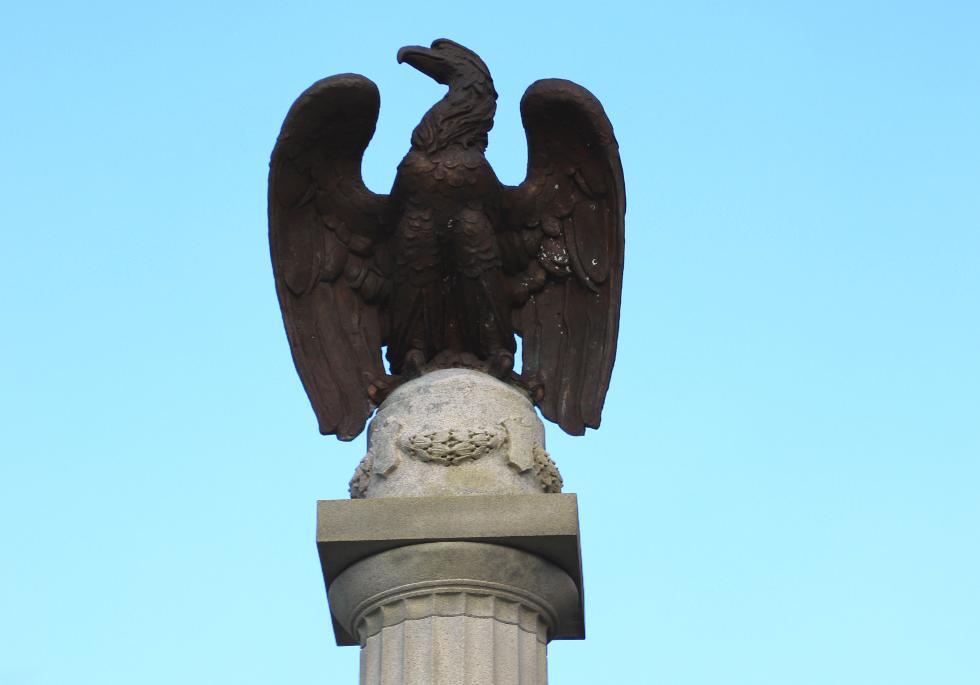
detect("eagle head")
(397, 39), (494, 93)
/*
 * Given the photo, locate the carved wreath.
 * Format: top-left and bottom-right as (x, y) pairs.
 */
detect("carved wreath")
(405, 428), (504, 466)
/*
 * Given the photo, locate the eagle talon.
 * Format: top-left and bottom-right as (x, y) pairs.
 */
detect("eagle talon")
(367, 374), (394, 404)
(515, 372), (545, 403)
(402, 349), (427, 379)
(487, 350), (514, 379)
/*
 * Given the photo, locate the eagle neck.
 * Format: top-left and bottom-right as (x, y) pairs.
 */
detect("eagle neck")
(411, 82), (496, 156)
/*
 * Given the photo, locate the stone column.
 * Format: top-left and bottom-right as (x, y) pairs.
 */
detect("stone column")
(318, 369), (584, 684)
(330, 542), (578, 685)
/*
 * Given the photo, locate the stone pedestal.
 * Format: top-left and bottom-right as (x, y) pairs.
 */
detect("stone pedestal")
(318, 370), (584, 684)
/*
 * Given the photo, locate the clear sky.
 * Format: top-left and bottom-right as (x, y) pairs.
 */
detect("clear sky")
(2, 1), (978, 683)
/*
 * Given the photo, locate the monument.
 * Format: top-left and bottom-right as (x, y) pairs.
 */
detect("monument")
(269, 38), (625, 684)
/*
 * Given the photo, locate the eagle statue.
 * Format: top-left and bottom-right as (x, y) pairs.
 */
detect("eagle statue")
(269, 39), (625, 440)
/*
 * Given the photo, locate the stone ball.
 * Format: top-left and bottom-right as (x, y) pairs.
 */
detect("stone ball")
(350, 369), (562, 498)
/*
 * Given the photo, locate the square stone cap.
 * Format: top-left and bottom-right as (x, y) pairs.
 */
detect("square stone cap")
(317, 493), (584, 645)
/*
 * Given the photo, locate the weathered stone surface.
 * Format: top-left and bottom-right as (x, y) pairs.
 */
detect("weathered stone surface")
(349, 369), (562, 498)
(317, 493), (584, 646)
(330, 542), (575, 685)
(357, 599), (547, 685)
(319, 371), (586, 683)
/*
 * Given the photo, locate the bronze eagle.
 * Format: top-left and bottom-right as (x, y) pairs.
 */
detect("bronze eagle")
(269, 39), (625, 440)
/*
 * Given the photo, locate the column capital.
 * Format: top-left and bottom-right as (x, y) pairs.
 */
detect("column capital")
(329, 541), (579, 646)
(317, 493), (585, 645)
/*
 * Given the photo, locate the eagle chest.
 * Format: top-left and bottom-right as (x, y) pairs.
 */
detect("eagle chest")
(394, 153), (500, 276)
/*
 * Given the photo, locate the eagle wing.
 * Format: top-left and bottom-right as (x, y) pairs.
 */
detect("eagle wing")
(502, 79), (625, 435)
(269, 74), (392, 440)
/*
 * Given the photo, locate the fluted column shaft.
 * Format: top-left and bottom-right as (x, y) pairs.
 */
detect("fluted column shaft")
(358, 590), (547, 685)
(329, 542), (578, 685)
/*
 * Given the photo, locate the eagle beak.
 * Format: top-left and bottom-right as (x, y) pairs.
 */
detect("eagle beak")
(397, 45), (451, 84)
(396, 45), (426, 64)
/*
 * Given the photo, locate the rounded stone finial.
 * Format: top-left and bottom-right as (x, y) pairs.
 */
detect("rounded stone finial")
(349, 369), (562, 498)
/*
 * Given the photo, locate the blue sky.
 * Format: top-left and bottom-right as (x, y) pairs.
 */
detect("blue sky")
(1, 1), (978, 683)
